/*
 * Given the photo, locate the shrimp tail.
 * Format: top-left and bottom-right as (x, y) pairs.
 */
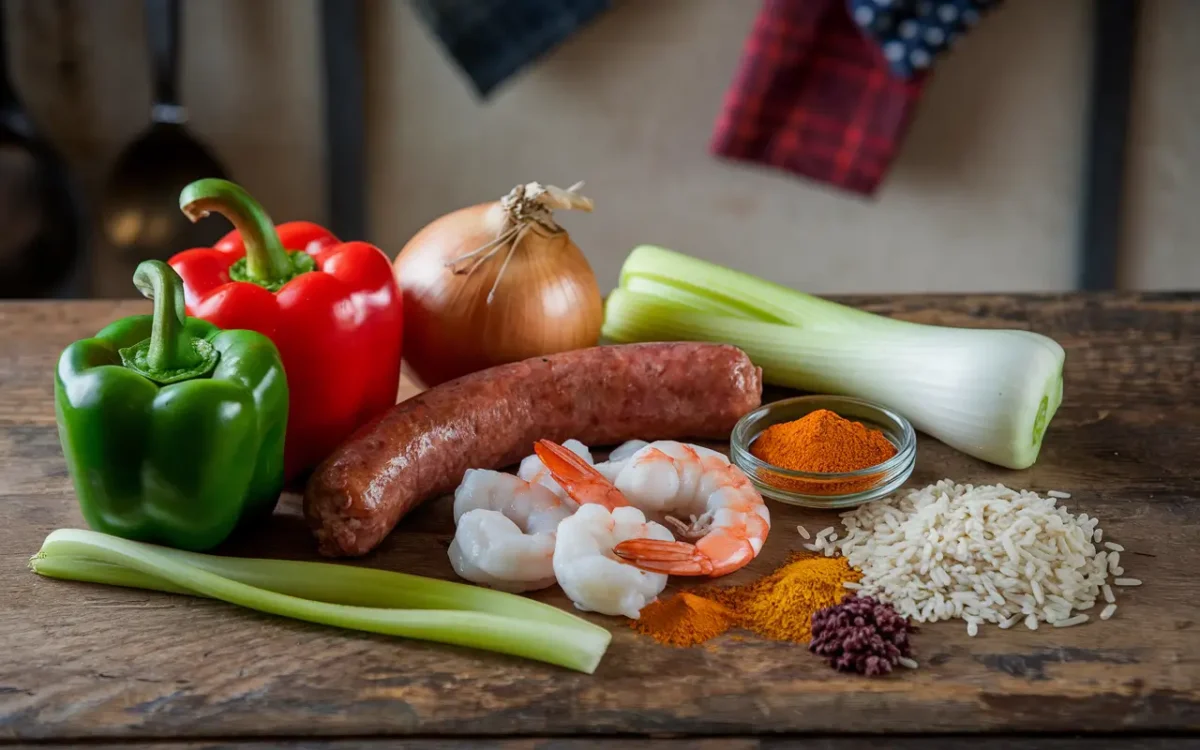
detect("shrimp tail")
(612, 538), (715, 576)
(534, 439), (630, 510)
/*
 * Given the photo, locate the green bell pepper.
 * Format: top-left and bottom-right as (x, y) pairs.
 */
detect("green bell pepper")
(55, 260), (288, 551)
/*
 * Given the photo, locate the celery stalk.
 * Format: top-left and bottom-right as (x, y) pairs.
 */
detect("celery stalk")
(603, 288), (1064, 470)
(31, 529), (611, 674)
(32, 555), (194, 595)
(31, 543), (604, 635)
(620, 245), (1069, 362)
(619, 245), (898, 330)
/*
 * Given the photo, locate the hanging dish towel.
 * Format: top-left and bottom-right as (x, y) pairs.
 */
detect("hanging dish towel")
(849, 0), (1002, 78)
(711, 0), (929, 196)
(412, 0), (611, 98)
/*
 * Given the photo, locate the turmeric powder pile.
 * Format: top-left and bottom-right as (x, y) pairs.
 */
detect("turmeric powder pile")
(631, 554), (861, 647)
(750, 409), (896, 495)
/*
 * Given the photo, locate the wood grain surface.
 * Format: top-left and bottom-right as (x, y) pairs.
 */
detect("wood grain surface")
(1, 295), (1198, 745)
(2, 739), (1193, 750)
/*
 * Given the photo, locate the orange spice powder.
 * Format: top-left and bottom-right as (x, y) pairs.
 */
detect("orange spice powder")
(631, 554), (862, 647)
(631, 592), (738, 647)
(750, 409), (896, 495)
(704, 554), (861, 643)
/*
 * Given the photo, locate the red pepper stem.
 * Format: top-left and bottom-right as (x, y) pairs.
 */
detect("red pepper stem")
(133, 260), (203, 373)
(179, 179), (292, 284)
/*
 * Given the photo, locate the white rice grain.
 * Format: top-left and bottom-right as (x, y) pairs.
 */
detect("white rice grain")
(897, 656), (919, 669)
(830, 480), (1137, 636)
(1102, 584), (1115, 604)
(1048, 490), (1071, 499)
(1104, 542), (1124, 552)
(1054, 614), (1090, 628)
(816, 526), (836, 540)
(796, 525), (811, 540)
(1114, 578), (1142, 587)
(1100, 604), (1117, 620)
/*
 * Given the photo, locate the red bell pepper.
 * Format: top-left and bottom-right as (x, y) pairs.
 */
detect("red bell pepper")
(168, 179), (402, 482)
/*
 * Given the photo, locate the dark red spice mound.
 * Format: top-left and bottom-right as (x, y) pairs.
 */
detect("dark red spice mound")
(809, 595), (916, 676)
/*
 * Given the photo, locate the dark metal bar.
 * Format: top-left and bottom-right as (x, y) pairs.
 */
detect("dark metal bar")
(320, 0), (367, 241)
(1077, 0), (1138, 291)
(144, 0), (181, 108)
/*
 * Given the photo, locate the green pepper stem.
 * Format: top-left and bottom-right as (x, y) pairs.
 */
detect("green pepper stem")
(179, 179), (292, 284)
(133, 260), (204, 373)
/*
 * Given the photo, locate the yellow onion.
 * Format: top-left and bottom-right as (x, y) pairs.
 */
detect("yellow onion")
(393, 182), (603, 387)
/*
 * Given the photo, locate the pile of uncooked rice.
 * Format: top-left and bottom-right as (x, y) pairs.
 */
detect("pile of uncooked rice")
(803, 480), (1139, 634)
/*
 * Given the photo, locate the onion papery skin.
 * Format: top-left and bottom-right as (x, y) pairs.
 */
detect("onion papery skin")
(394, 202), (603, 387)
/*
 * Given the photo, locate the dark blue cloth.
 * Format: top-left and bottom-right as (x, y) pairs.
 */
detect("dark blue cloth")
(411, 0), (611, 97)
(848, 0), (1002, 78)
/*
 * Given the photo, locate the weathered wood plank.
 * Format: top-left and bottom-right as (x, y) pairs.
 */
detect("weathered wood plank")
(1, 295), (1198, 742)
(2, 737), (1192, 749)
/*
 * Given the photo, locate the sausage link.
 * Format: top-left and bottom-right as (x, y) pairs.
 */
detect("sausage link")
(304, 342), (762, 556)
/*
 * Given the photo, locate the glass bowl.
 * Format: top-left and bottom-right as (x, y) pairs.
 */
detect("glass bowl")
(730, 395), (916, 509)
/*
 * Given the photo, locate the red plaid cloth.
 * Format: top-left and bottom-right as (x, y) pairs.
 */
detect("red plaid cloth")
(711, 0), (929, 196)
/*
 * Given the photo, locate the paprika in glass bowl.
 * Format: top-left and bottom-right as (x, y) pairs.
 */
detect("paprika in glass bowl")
(730, 395), (916, 509)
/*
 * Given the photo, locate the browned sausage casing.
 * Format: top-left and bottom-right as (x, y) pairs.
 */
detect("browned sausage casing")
(304, 342), (762, 557)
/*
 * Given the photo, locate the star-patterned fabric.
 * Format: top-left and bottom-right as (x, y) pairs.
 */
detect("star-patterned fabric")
(848, 0), (1002, 78)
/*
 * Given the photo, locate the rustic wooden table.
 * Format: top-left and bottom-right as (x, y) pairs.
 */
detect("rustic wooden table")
(1, 296), (1197, 749)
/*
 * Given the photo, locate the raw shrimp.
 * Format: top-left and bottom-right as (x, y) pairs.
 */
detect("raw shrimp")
(533, 440), (630, 510)
(447, 469), (576, 593)
(450, 440), (656, 595)
(518, 438), (593, 499)
(536, 439), (770, 578)
(594, 440), (649, 483)
(553, 503), (675, 618)
(518, 439), (647, 489)
(608, 440), (650, 462)
(612, 441), (770, 576)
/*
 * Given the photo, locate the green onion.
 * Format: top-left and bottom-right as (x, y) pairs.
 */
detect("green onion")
(602, 245), (1066, 470)
(31, 528), (611, 673)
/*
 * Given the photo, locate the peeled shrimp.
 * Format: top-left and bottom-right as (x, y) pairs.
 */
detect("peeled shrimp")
(519, 439), (648, 488)
(536, 439), (770, 578)
(613, 441), (770, 576)
(608, 440), (650, 462)
(595, 440), (650, 483)
(518, 438), (593, 499)
(553, 503), (675, 618)
(447, 469), (576, 593)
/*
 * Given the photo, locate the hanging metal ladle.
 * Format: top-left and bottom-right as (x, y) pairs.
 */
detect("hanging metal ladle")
(101, 0), (229, 266)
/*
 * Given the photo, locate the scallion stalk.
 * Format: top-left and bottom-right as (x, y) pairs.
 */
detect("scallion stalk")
(31, 528), (610, 673)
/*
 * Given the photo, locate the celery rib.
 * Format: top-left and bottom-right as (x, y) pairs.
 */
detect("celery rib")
(620, 245), (896, 330)
(155, 542), (604, 634)
(31, 529), (611, 674)
(603, 286), (1064, 470)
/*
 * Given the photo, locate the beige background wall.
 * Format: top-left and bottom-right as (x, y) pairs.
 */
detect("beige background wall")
(9, 0), (1198, 297)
